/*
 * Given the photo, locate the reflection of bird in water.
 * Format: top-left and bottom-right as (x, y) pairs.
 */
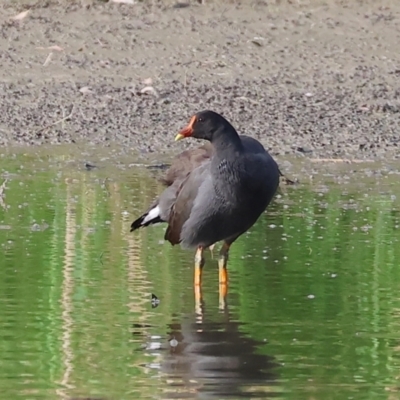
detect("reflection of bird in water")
(140, 288), (280, 399)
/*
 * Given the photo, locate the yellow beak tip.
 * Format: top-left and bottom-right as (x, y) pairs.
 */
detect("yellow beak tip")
(175, 133), (185, 142)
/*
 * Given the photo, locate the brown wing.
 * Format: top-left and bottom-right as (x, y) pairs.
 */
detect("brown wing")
(164, 161), (211, 245)
(160, 143), (213, 187)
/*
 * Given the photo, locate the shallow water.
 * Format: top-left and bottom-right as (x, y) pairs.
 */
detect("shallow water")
(1, 149), (400, 400)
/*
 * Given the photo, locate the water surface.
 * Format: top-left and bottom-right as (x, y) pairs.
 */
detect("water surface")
(1, 148), (400, 400)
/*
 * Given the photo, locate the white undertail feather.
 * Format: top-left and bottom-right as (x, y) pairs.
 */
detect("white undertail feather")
(142, 205), (160, 225)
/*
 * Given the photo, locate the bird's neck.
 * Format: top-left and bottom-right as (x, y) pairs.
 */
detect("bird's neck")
(210, 129), (244, 192)
(211, 128), (243, 156)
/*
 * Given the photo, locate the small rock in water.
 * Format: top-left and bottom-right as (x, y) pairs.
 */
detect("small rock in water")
(151, 293), (160, 308)
(85, 162), (97, 170)
(31, 223), (41, 231)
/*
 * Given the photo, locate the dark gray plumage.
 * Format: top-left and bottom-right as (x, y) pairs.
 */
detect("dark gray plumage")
(131, 110), (280, 253)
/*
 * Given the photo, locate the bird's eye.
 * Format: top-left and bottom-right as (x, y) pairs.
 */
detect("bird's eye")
(197, 117), (204, 123)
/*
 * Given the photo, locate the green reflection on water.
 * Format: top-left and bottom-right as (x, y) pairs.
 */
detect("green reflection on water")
(0, 152), (400, 400)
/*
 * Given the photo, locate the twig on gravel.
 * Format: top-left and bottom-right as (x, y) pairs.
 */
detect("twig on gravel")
(36, 46), (64, 52)
(96, 38), (105, 47)
(0, 179), (8, 210)
(43, 52), (53, 67)
(33, 105), (75, 136)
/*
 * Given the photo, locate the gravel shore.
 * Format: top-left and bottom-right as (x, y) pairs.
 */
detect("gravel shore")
(1, 0), (400, 160)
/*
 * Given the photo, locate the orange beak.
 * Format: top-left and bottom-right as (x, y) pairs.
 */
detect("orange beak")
(175, 115), (196, 141)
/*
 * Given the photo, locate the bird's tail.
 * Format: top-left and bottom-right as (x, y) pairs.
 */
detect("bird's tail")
(130, 205), (163, 232)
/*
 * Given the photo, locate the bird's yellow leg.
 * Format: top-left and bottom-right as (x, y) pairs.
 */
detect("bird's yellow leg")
(194, 246), (205, 286)
(218, 242), (230, 284)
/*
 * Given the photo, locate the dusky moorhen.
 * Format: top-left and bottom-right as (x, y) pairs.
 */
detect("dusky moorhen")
(131, 110), (280, 286)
